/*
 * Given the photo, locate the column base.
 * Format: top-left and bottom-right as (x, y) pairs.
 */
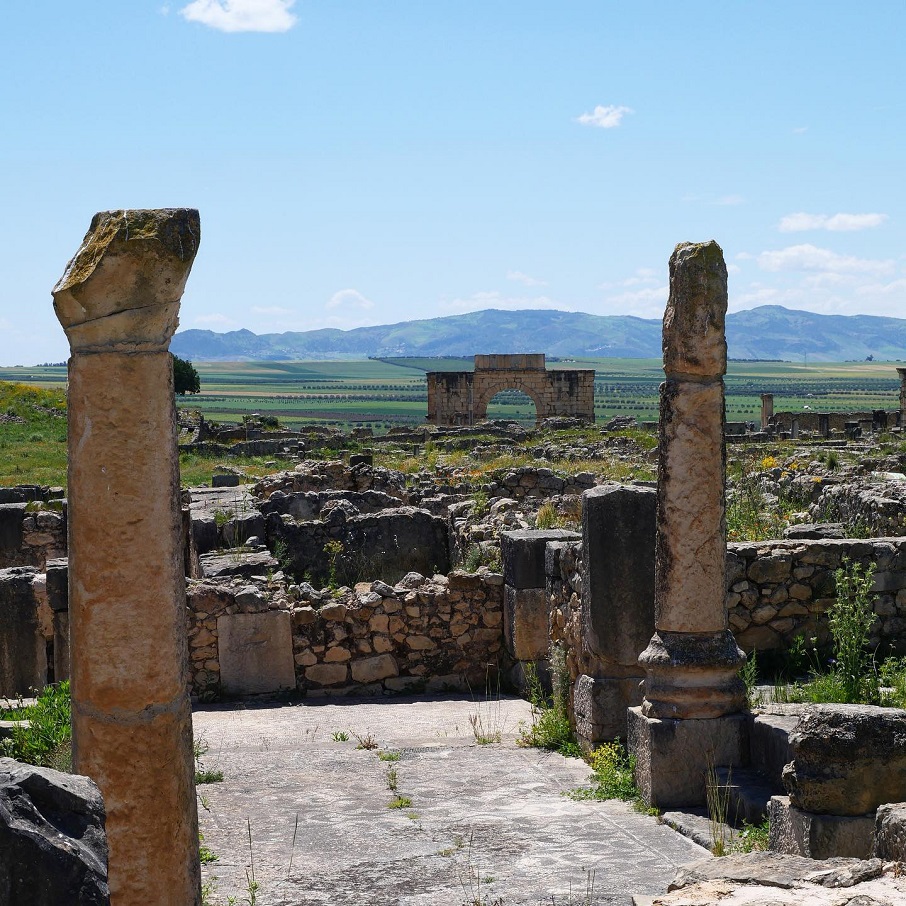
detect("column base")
(627, 706), (748, 809)
(638, 630), (746, 719)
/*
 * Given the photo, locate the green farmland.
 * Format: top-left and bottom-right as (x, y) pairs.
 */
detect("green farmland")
(0, 357), (902, 432)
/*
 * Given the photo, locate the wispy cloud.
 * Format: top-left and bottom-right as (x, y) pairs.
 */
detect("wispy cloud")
(506, 270), (547, 287)
(778, 212), (889, 232)
(792, 126), (808, 134)
(600, 284), (668, 319)
(327, 288), (374, 311)
(179, 0), (297, 33)
(193, 313), (239, 326)
(757, 244), (894, 276)
(441, 291), (559, 314)
(715, 194), (744, 206)
(576, 104), (633, 128)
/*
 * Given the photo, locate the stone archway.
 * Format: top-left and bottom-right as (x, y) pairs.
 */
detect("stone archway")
(426, 354), (595, 426)
(475, 384), (543, 424)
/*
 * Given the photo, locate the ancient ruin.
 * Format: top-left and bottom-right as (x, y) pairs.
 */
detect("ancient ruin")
(8, 230), (906, 902)
(52, 209), (202, 904)
(426, 353), (594, 425)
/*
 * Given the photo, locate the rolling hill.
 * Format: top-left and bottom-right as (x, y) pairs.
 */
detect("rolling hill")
(170, 306), (906, 362)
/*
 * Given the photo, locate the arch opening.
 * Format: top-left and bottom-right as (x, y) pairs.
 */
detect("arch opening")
(483, 388), (538, 426)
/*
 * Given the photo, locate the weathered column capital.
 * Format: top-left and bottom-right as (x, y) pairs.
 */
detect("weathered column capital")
(52, 209), (200, 353)
(662, 240), (727, 380)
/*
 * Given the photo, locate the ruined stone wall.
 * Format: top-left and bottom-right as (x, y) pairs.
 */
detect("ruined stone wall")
(427, 354), (595, 425)
(186, 570), (504, 698)
(727, 538), (906, 655)
(254, 462), (409, 502)
(810, 481), (906, 537)
(771, 410), (898, 433)
(546, 540), (587, 680)
(0, 503), (66, 571)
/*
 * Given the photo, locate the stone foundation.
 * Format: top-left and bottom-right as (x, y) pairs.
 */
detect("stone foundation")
(768, 795), (874, 859)
(627, 706), (748, 809)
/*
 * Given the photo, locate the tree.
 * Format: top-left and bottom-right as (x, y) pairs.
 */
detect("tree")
(172, 354), (200, 395)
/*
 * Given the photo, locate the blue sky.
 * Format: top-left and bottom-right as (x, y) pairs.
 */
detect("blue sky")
(1, 1), (904, 364)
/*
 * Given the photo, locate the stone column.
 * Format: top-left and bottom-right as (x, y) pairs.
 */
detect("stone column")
(760, 393), (774, 431)
(629, 241), (746, 808)
(896, 367), (906, 428)
(52, 209), (202, 905)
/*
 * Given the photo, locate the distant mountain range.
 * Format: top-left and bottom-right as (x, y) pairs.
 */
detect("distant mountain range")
(170, 306), (906, 362)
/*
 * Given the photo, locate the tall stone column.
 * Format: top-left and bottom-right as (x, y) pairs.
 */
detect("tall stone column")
(53, 209), (202, 905)
(628, 241), (747, 809)
(896, 368), (906, 428)
(760, 393), (774, 431)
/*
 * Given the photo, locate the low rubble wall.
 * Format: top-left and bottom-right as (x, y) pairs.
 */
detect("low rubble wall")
(727, 538), (906, 654)
(186, 570), (503, 699)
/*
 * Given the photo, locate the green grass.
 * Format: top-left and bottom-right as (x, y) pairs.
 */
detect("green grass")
(568, 742), (640, 803)
(0, 382), (68, 487)
(0, 680), (72, 771)
(4, 358), (902, 437)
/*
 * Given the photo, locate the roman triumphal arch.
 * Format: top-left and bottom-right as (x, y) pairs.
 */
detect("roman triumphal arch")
(426, 354), (595, 426)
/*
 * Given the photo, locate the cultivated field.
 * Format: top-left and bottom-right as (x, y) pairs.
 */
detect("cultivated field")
(0, 358), (901, 432)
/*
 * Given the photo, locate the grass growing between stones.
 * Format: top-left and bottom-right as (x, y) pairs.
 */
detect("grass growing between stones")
(194, 733), (225, 784)
(0, 680), (72, 771)
(568, 742), (643, 806)
(517, 651), (581, 758)
(769, 560), (906, 708)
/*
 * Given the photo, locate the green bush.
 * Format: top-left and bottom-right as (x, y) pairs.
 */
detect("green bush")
(569, 742), (638, 802)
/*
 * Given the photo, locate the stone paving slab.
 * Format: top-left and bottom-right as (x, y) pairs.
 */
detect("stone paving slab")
(193, 695), (707, 905)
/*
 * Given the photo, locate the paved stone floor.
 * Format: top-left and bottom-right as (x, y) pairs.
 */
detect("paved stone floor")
(193, 695), (707, 905)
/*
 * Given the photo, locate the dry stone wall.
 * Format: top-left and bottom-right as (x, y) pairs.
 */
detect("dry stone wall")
(186, 570), (503, 698)
(0, 503), (66, 571)
(727, 538), (906, 655)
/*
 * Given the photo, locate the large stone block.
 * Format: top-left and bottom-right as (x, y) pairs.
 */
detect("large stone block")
(768, 795), (874, 859)
(45, 558), (68, 612)
(0, 504), (25, 568)
(0, 566), (46, 697)
(573, 673), (643, 747)
(350, 654), (398, 684)
(874, 801), (906, 860)
(501, 530), (580, 590)
(503, 585), (549, 661)
(782, 704), (906, 815)
(581, 483), (655, 666)
(217, 611), (295, 696)
(627, 706), (748, 809)
(0, 757), (109, 904)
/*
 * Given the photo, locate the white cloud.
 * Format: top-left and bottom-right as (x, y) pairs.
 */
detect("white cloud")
(506, 270), (547, 287)
(179, 0), (297, 33)
(757, 244), (894, 277)
(441, 291), (560, 314)
(792, 126), (808, 134)
(576, 105), (633, 128)
(193, 313), (238, 326)
(855, 278), (906, 297)
(600, 284), (668, 319)
(327, 288), (374, 311)
(715, 194), (745, 206)
(727, 263), (741, 275)
(778, 212), (888, 232)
